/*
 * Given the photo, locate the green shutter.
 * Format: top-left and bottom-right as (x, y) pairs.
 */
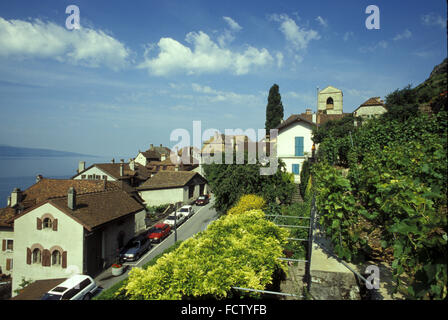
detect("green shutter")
(295, 137), (304, 156)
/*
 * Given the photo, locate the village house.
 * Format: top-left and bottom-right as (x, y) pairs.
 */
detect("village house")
(353, 97), (387, 121)
(0, 178), (146, 297)
(72, 159), (151, 188)
(275, 115), (316, 183)
(136, 171), (208, 206)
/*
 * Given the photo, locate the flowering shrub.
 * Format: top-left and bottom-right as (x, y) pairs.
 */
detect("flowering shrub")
(124, 209), (288, 300)
(227, 194), (266, 215)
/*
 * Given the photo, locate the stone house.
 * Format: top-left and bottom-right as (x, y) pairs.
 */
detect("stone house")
(353, 97), (387, 121)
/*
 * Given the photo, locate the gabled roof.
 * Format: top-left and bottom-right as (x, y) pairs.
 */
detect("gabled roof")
(353, 97), (386, 113)
(0, 178), (121, 227)
(13, 189), (145, 232)
(74, 163), (152, 181)
(137, 171), (206, 191)
(276, 114), (317, 132)
(140, 150), (160, 160)
(319, 86), (342, 94)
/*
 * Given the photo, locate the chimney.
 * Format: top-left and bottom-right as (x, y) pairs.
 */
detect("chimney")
(312, 113), (317, 123)
(160, 144), (163, 147)
(175, 164), (179, 172)
(306, 108), (312, 115)
(78, 161), (86, 173)
(120, 160), (124, 177)
(111, 158), (115, 164)
(7, 196), (11, 207)
(129, 158), (135, 171)
(150, 144), (154, 150)
(68, 187), (76, 210)
(36, 174), (43, 183)
(161, 153), (166, 161)
(10, 188), (22, 207)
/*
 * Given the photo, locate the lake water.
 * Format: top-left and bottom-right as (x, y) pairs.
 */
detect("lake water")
(0, 156), (120, 207)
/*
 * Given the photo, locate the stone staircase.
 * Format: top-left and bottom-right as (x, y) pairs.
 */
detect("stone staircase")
(292, 183), (303, 203)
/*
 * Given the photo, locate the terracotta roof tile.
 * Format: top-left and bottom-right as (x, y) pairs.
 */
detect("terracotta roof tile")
(137, 171), (205, 190)
(49, 189), (145, 231)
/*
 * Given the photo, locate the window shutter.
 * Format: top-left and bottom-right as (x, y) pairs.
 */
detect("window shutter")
(52, 219), (58, 231)
(2, 239), (5, 251)
(42, 249), (51, 267)
(62, 251), (67, 268)
(292, 164), (300, 175)
(6, 259), (12, 271)
(26, 248), (31, 265)
(295, 137), (304, 156)
(37, 217), (42, 230)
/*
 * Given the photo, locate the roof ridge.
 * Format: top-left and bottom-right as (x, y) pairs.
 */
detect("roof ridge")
(46, 188), (123, 200)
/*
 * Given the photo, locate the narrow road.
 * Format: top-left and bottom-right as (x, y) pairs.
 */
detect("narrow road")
(94, 200), (219, 292)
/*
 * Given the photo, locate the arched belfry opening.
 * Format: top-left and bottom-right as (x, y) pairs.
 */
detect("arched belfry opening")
(326, 97), (334, 110)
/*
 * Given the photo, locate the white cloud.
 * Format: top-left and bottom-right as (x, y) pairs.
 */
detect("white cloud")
(223, 16), (242, 32)
(269, 14), (320, 51)
(275, 52), (284, 68)
(138, 31), (273, 76)
(315, 16), (328, 28)
(0, 17), (130, 70)
(191, 83), (264, 106)
(421, 13), (445, 29)
(393, 29), (412, 41)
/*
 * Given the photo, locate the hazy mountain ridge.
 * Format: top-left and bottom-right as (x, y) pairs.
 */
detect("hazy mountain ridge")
(0, 145), (98, 158)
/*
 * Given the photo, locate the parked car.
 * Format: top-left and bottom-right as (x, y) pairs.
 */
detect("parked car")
(41, 275), (98, 300)
(195, 195), (209, 206)
(178, 205), (195, 218)
(119, 233), (152, 262)
(147, 223), (171, 243)
(163, 212), (186, 227)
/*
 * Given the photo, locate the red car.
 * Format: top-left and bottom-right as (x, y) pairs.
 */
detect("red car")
(147, 223), (171, 243)
(195, 194), (210, 206)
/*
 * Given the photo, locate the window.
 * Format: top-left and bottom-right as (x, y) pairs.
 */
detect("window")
(326, 97), (334, 109)
(81, 175), (86, 179)
(32, 248), (41, 264)
(88, 175), (93, 180)
(43, 217), (52, 229)
(2, 239), (13, 252)
(102, 175), (107, 180)
(295, 137), (304, 156)
(52, 251), (61, 266)
(292, 164), (300, 175)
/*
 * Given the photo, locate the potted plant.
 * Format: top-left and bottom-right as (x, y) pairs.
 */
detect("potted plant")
(111, 263), (124, 276)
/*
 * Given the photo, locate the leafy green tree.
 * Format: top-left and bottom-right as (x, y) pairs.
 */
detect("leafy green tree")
(203, 153), (295, 214)
(265, 84), (284, 132)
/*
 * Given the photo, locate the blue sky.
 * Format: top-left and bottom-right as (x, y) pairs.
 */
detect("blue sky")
(0, 0), (446, 157)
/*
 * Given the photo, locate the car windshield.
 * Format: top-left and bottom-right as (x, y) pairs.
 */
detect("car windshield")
(41, 293), (62, 300)
(151, 228), (163, 233)
(131, 241), (141, 248)
(166, 216), (176, 220)
(198, 196), (206, 200)
(179, 208), (188, 212)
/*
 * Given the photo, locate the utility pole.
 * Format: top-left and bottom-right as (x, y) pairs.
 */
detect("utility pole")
(174, 203), (178, 243)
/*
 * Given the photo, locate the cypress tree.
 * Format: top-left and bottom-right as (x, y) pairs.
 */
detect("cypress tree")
(265, 84), (284, 132)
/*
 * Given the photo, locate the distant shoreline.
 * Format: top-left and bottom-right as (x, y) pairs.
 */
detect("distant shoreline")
(0, 145), (101, 158)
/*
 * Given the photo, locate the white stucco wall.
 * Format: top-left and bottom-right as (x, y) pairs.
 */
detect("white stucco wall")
(73, 167), (116, 181)
(134, 209), (147, 234)
(277, 121), (314, 183)
(134, 153), (148, 167)
(11, 203), (84, 296)
(354, 105), (387, 118)
(138, 188), (185, 206)
(0, 228), (14, 275)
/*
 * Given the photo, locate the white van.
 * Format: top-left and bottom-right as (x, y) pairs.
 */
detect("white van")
(41, 275), (98, 300)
